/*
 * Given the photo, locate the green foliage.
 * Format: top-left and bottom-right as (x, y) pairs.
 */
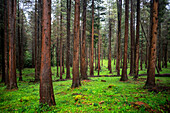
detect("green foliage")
(0, 60), (170, 112)
(24, 50), (32, 68)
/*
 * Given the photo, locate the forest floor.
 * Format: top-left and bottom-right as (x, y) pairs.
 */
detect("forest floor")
(0, 60), (170, 113)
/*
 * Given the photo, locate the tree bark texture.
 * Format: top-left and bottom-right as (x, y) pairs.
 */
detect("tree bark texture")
(72, 0), (81, 88)
(145, 0), (158, 88)
(8, 0), (18, 89)
(4, 0), (9, 85)
(120, 0), (129, 81)
(130, 0), (135, 76)
(40, 0), (56, 106)
(81, 0), (88, 80)
(60, 1), (63, 79)
(66, 0), (71, 79)
(116, 0), (122, 76)
(108, 9), (112, 73)
(134, 0), (140, 79)
(90, 0), (94, 76)
(18, 0), (22, 81)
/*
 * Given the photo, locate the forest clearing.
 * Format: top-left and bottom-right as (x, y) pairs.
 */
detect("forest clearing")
(0, 0), (170, 112)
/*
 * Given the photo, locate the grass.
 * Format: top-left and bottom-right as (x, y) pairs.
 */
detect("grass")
(0, 60), (170, 113)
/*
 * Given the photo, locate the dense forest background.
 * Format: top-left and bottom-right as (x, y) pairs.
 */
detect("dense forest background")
(0, 0), (170, 112)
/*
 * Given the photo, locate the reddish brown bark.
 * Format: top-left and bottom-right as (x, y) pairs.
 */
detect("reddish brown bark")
(108, 8), (112, 73)
(116, 0), (122, 76)
(8, 0), (18, 89)
(129, 0), (135, 76)
(81, 0), (88, 80)
(157, 23), (162, 71)
(134, 0), (140, 80)
(40, 0), (56, 106)
(120, 0), (129, 81)
(18, 1), (22, 81)
(145, 0), (158, 88)
(66, 0), (71, 79)
(72, 0), (81, 88)
(90, 0), (94, 76)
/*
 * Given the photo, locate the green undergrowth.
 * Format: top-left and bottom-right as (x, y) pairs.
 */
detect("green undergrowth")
(0, 76), (170, 112)
(0, 60), (170, 112)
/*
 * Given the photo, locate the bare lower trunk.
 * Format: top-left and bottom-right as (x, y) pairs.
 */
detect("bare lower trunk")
(81, 0), (88, 80)
(120, 0), (129, 81)
(8, 0), (18, 89)
(116, 0), (122, 76)
(134, 0), (140, 80)
(145, 0), (158, 88)
(72, 0), (81, 88)
(40, 0), (56, 106)
(90, 0), (94, 76)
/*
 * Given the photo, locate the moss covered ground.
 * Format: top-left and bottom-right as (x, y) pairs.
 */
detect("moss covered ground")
(0, 60), (170, 113)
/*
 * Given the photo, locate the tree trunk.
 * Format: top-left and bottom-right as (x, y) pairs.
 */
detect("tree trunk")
(56, 16), (59, 77)
(140, 35), (143, 70)
(90, 0), (94, 76)
(62, 44), (65, 74)
(8, 0), (18, 89)
(37, 0), (42, 79)
(40, 0), (56, 106)
(145, 0), (158, 88)
(1, 0), (5, 83)
(4, 0), (9, 85)
(72, 0), (81, 88)
(116, 0), (122, 76)
(129, 0), (135, 76)
(81, 0), (88, 80)
(18, 0), (22, 81)
(66, 0), (71, 79)
(108, 8), (112, 73)
(120, 0), (129, 81)
(60, 1), (63, 79)
(157, 23), (162, 71)
(134, 0), (140, 80)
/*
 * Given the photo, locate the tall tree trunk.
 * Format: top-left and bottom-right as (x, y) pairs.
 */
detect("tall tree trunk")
(8, 0), (18, 89)
(56, 16), (59, 77)
(140, 35), (143, 70)
(18, 0), (22, 81)
(157, 23), (162, 71)
(108, 8), (112, 73)
(134, 0), (140, 80)
(4, 0), (9, 85)
(120, 0), (129, 81)
(62, 44), (65, 74)
(116, 0), (122, 76)
(40, 0), (56, 106)
(97, 3), (100, 76)
(60, 1), (63, 79)
(90, 0), (94, 76)
(1, 0), (5, 83)
(66, 0), (71, 79)
(145, 0), (158, 88)
(37, 0), (42, 79)
(35, 0), (39, 81)
(129, 0), (135, 76)
(81, 0), (88, 80)
(72, 0), (81, 88)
